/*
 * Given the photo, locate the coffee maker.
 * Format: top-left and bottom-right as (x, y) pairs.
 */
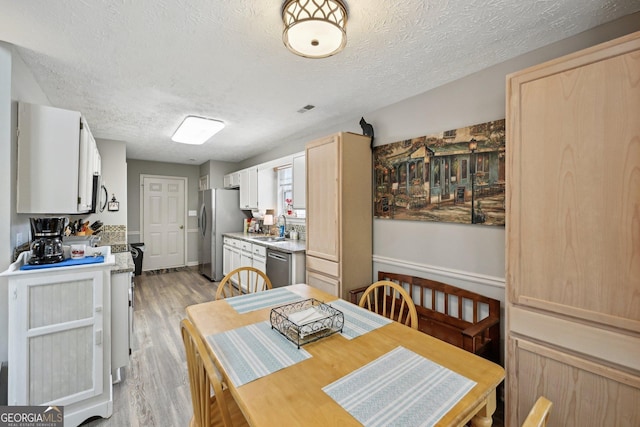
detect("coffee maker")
(29, 217), (67, 265)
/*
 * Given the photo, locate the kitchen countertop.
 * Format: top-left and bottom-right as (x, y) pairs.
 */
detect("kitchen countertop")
(111, 251), (134, 274)
(2, 246), (116, 277)
(223, 232), (306, 254)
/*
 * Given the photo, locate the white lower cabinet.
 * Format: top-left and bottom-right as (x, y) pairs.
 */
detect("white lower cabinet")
(222, 237), (269, 291)
(222, 240), (233, 276)
(3, 255), (114, 427)
(239, 241), (253, 292)
(252, 244), (266, 274)
(252, 244), (267, 291)
(111, 271), (132, 379)
(240, 241), (253, 268)
(223, 237), (242, 285)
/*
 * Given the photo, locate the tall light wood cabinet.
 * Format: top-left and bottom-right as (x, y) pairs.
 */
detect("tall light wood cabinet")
(305, 132), (372, 300)
(506, 32), (640, 426)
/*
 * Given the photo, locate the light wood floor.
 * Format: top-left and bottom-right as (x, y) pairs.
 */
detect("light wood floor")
(83, 268), (216, 427)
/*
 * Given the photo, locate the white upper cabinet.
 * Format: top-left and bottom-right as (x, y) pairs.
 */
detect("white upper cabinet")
(233, 153), (302, 214)
(257, 166), (276, 212)
(292, 153), (306, 210)
(224, 171), (240, 189)
(17, 102), (101, 214)
(77, 117), (99, 212)
(239, 167), (258, 209)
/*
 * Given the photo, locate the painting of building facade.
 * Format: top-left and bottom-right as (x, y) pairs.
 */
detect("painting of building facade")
(373, 119), (505, 226)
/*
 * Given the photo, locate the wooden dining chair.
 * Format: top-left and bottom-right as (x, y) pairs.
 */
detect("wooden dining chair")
(358, 280), (418, 329)
(180, 319), (249, 427)
(215, 266), (272, 300)
(522, 396), (553, 427)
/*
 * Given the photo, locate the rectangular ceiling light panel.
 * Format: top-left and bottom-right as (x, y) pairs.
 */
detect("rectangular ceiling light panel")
(172, 115), (225, 145)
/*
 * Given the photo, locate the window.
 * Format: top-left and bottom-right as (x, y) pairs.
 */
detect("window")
(277, 167), (305, 218)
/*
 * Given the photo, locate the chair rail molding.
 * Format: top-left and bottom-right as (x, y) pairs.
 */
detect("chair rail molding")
(372, 255), (505, 289)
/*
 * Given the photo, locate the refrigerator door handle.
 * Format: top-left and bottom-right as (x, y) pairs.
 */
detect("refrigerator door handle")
(199, 204), (207, 237)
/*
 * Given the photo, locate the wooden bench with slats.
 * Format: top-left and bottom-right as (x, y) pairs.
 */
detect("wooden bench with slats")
(349, 271), (500, 364)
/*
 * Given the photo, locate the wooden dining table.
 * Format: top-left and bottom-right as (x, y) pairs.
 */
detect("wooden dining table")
(186, 284), (504, 427)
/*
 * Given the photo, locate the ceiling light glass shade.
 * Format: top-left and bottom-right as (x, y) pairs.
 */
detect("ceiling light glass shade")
(282, 0), (347, 59)
(171, 116), (225, 145)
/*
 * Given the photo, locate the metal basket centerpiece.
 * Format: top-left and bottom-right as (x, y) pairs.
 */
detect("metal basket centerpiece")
(270, 298), (344, 348)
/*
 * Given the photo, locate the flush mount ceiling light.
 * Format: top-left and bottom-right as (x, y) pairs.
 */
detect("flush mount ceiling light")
(282, 0), (348, 59)
(171, 115), (225, 145)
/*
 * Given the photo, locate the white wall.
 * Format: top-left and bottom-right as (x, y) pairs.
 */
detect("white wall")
(199, 159), (238, 190)
(80, 138), (128, 227)
(9, 46), (51, 253)
(0, 43), (12, 363)
(0, 43), (52, 363)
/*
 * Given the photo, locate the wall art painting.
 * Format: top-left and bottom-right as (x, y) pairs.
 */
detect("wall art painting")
(373, 119), (505, 226)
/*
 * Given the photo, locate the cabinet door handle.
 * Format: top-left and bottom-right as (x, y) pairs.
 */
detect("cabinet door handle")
(96, 330), (102, 345)
(95, 305), (102, 312)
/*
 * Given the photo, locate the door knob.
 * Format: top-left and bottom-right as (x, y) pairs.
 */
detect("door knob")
(180, 225), (184, 229)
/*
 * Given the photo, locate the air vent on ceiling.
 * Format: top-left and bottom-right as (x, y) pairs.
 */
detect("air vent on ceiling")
(297, 105), (315, 113)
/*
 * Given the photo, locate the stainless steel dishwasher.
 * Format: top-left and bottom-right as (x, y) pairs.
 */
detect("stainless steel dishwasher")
(266, 248), (292, 288)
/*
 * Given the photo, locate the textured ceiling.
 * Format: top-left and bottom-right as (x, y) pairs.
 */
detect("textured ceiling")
(1, 0), (638, 164)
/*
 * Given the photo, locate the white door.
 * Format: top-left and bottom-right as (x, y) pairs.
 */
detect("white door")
(141, 175), (186, 270)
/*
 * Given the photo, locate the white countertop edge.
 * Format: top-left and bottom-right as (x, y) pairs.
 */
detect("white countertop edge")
(223, 232), (306, 253)
(1, 246), (116, 277)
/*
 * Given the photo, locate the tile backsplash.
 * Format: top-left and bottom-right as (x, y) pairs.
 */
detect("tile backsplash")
(287, 224), (306, 241)
(99, 225), (128, 252)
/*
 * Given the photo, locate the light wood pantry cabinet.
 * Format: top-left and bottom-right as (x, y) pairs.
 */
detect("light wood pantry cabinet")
(2, 251), (116, 427)
(305, 132), (372, 300)
(506, 31), (640, 426)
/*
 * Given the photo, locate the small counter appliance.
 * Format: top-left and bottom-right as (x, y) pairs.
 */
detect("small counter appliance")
(29, 217), (67, 264)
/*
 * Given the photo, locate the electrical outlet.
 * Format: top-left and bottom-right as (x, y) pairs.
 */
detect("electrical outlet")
(16, 232), (24, 246)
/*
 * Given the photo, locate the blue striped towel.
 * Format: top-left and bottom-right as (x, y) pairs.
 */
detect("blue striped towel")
(328, 299), (393, 339)
(225, 287), (304, 314)
(323, 346), (476, 427)
(206, 321), (311, 387)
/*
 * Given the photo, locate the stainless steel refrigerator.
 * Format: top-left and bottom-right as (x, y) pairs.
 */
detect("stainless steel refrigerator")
(198, 188), (244, 281)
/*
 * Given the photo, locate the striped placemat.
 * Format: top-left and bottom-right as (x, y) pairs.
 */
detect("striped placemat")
(323, 346), (476, 427)
(206, 321), (311, 387)
(328, 299), (393, 339)
(225, 287), (304, 314)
